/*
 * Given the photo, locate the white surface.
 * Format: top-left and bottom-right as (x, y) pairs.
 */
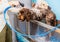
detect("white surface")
(0, 14), (6, 32)
(0, 0), (9, 32)
(0, 13), (10, 32)
(0, 0), (9, 12)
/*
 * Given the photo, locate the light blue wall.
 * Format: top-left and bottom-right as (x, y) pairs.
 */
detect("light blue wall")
(32, 0), (36, 3)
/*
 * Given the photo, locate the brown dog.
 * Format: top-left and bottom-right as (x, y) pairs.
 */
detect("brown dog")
(17, 6), (52, 22)
(18, 7), (57, 26)
(18, 7), (57, 41)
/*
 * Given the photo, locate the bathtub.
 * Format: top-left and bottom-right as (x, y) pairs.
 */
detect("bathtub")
(7, 7), (60, 42)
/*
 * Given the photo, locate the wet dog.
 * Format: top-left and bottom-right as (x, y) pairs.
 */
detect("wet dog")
(18, 7), (57, 41)
(18, 2), (51, 21)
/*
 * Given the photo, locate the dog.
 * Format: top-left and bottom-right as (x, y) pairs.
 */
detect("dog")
(18, 2), (51, 21)
(17, 7), (57, 41)
(17, 5), (51, 22)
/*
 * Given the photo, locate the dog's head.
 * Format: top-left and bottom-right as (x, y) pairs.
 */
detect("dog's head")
(46, 11), (56, 26)
(18, 8), (27, 21)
